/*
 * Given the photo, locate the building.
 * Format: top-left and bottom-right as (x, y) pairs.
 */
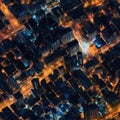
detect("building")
(49, 36), (61, 51)
(64, 55), (75, 71)
(8, 3), (27, 20)
(93, 34), (106, 48)
(44, 48), (66, 64)
(13, 91), (25, 108)
(60, 28), (74, 45)
(32, 9), (45, 24)
(112, 17), (120, 30)
(102, 24), (117, 43)
(73, 70), (92, 89)
(17, 30), (36, 43)
(52, 6), (63, 19)
(28, 1), (44, 14)
(67, 5), (84, 21)
(77, 51), (83, 66)
(45, 0), (54, 4)
(64, 52), (83, 72)
(60, 0), (81, 12)
(0, 10), (5, 18)
(2, 107), (18, 120)
(9, 77), (19, 90)
(66, 40), (79, 56)
(31, 78), (40, 90)
(84, 57), (99, 70)
(84, 104), (99, 120)
(83, 21), (97, 40)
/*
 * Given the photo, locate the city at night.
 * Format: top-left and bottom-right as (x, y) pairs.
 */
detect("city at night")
(0, 0), (120, 120)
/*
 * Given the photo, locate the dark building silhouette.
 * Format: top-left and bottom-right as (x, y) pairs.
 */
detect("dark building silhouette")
(31, 78), (40, 90)
(72, 70), (92, 89)
(84, 104), (99, 120)
(77, 51), (83, 65)
(13, 91), (25, 108)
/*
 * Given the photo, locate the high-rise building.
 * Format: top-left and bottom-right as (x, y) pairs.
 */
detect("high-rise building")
(77, 51), (83, 65)
(73, 70), (92, 89)
(83, 104), (99, 120)
(67, 39), (79, 56)
(31, 78), (40, 90)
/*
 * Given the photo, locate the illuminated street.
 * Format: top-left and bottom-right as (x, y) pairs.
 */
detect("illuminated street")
(0, 0), (25, 41)
(0, 0), (120, 120)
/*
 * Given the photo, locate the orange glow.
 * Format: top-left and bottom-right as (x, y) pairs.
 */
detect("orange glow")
(0, 0), (20, 29)
(100, 25), (105, 31)
(117, 0), (120, 4)
(99, 9), (106, 15)
(0, 0), (25, 41)
(0, 96), (16, 111)
(84, 0), (105, 7)
(0, 89), (3, 94)
(21, 0), (31, 4)
(89, 44), (98, 56)
(59, 14), (73, 28)
(87, 12), (94, 24)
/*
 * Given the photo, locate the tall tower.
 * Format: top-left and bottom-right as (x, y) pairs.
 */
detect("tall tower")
(31, 78), (41, 90)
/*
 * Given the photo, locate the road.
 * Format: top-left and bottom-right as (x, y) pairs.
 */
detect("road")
(0, 0), (25, 41)
(0, 57), (63, 111)
(0, 36), (119, 112)
(102, 103), (120, 120)
(0, 5), (119, 117)
(0, 25), (25, 41)
(0, 0), (20, 29)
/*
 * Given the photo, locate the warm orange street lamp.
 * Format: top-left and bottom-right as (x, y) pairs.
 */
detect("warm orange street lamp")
(84, 0), (105, 8)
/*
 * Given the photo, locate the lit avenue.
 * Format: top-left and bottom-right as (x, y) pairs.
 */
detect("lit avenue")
(0, 0), (120, 120)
